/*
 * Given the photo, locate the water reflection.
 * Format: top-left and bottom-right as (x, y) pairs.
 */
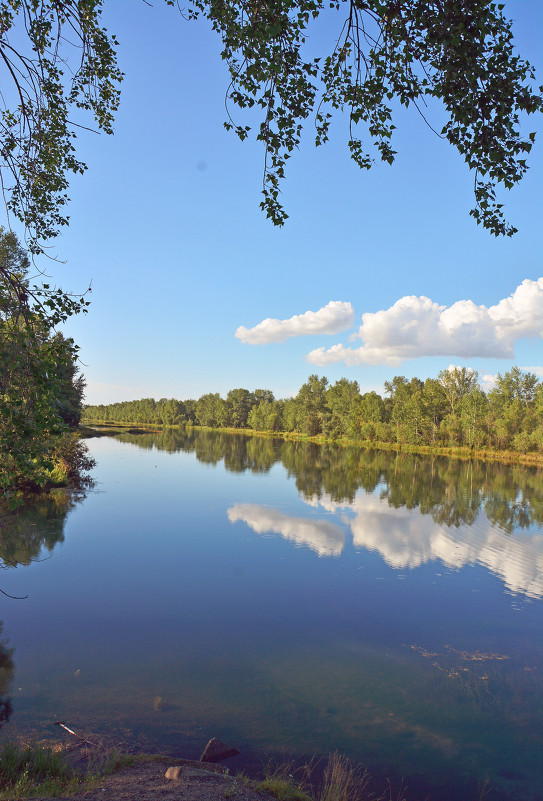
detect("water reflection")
(227, 503), (345, 557)
(0, 491), (80, 569)
(7, 432), (543, 801)
(114, 429), (543, 532)
(113, 429), (543, 598)
(0, 491), (82, 728)
(309, 493), (543, 599)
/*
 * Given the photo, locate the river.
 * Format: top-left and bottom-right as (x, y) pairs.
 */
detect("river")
(1, 430), (542, 800)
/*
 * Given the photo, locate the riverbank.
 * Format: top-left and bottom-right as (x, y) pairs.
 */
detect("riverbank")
(0, 737), (406, 801)
(5, 752), (264, 801)
(80, 420), (543, 468)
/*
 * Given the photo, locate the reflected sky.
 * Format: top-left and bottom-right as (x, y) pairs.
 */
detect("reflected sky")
(301, 493), (543, 599)
(3, 433), (543, 801)
(227, 503), (345, 557)
(226, 479), (543, 598)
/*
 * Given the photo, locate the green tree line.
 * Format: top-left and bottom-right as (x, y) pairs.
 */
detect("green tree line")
(83, 366), (543, 455)
(1, 1), (542, 496)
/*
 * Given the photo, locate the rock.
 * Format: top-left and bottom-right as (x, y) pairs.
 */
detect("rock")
(165, 766), (183, 780)
(200, 737), (240, 763)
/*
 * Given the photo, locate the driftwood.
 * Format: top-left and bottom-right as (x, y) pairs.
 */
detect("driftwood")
(53, 721), (102, 752)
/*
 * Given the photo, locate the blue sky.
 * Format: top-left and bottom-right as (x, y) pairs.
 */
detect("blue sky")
(32, 0), (543, 404)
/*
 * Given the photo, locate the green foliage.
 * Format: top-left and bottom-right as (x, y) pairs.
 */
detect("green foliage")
(196, 392), (229, 427)
(248, 399), (283, 431)
(1, 2), (541, 243)
(489, 366), (539, 411)
(0, 229), (91, 496)
(0, 1), (122, 254)
(438, 366), (479, 415)
(181, 0), (542, 235)
(226, 387), (255, 427)
(84, 366), (543, 457)
(325, 378), (360, 438)
(0, 740), (87, 798)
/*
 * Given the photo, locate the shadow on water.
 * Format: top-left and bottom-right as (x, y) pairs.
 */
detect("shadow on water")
(0, 491), (86, 731)
(0, 625), (14, 729)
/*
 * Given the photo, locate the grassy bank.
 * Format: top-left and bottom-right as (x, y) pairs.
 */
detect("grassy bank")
(0, 741), (494, 801)
(0, 741), (134, 799)
(80, 419), (543, 468)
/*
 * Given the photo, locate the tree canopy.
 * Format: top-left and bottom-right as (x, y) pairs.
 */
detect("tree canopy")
(83, 366), (543, 456)
(0, 0), (541, 252)
(0, 229), (91, 497)
(0, 0), (121, 255)
(193, 0), (542, 235)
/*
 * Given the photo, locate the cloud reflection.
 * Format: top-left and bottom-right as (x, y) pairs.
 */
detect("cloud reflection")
(227, 503), (345, 557)
(308, 494), (543, 599)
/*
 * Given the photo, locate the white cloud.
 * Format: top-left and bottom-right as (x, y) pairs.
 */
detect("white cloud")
(481, 374), (498, 393)
(235, 301), (354, 345)
(307, 278), (543, 367)
(227, 503), (345, 557)
(521, 365), (543, 377)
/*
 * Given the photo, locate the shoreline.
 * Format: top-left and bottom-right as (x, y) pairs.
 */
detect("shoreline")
(79, 421), (543, 468)
(0, 734), (483, 801)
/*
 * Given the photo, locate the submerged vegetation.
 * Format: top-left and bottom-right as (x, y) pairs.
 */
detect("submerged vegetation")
(83, 367), (543, 464)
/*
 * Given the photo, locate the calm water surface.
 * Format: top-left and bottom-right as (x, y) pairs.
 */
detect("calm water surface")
(1, 431), (542, 801)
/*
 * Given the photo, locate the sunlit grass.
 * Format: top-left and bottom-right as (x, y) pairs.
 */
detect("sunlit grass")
(256, 756), (313, 801)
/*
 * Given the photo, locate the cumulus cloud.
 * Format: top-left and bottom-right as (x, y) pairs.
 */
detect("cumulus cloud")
(307, 278), (543, 367)
(235, 301), (354, 345)
(481, 374), (498, 393)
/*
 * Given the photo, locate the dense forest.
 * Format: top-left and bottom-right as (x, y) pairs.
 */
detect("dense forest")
(0, 230), (93, 496)
(83, 366), (543, 455)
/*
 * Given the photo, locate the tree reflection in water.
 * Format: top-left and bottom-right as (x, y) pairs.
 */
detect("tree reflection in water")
(0, 489), (91, 730)
(0, 491), (81, 570)
(116, 429), (543, 531)
(114, 429), (543, 599)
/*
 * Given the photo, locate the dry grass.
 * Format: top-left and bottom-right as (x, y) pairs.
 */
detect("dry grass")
(318, 752), (372, 801)
(258, 752), (408, 801)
